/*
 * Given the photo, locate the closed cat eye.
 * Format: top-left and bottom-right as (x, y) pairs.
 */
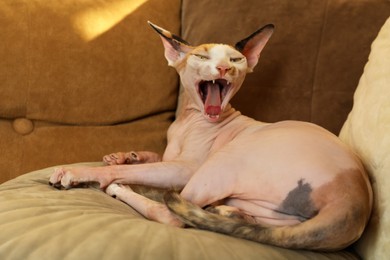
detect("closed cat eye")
(230, 57), (244, 62)
(193, 54), (209, 60)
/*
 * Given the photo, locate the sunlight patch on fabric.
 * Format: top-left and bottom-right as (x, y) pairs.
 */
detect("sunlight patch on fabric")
(72, 0), (149, 41)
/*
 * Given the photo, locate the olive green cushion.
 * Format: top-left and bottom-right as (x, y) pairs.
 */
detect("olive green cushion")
(0, 163), (359, 259)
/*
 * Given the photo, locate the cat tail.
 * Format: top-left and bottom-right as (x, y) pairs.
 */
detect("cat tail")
(163, 191), (364, 251)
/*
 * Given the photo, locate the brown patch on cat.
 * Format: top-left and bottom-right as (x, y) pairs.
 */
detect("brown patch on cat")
(175, 44), (218, 72)
(174, 54), (190, 72)
(164, 169), (372, 251)
(196, 44), (214, 53)
(305, 168), (372, 247)
(205, 205), (256, 223)
(276, 179), (318, 221)
(311, 168), (371, 213)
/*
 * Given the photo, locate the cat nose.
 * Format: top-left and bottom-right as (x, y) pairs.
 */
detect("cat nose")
(216, 65), (231, 77)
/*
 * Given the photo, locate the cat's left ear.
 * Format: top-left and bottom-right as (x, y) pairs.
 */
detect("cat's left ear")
(148, 21), (193, 67)
(235, 24), (274, 72)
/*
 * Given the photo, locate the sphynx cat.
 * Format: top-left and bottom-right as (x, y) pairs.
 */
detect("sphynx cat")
(49, 22), (372, 251)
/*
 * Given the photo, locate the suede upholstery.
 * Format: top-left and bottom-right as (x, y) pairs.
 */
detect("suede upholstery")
(182, 0), (390, 134)
(0, 0), (390, 259)
(340, 17), (390, 259)
(0, 0), (181, 183)
(1, 0), (388, 183)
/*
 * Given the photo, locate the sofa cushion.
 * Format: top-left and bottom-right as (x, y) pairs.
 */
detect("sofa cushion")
(0, 0), (181, 183)
(181, 0), (390, 134)
(0, 163), (360, 259)
(0, 114), (172, 183)
(339, 17), (390, 259)
(0, 0), (180, 125)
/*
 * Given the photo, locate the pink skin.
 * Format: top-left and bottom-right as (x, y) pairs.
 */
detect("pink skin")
(49, 23), (371, 236)
(103, 151), (161, 165)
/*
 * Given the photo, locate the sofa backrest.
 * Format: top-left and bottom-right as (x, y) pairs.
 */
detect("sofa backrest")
(0, 0), (181, 183)
(181, 0), (390, 134)
(0, 0), (389, 185)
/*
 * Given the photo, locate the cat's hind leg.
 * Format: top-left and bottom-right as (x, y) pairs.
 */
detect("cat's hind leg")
(106, 183), (183, 227)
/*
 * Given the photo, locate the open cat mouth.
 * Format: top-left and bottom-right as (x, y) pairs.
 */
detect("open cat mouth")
(198, 79), (231, 121)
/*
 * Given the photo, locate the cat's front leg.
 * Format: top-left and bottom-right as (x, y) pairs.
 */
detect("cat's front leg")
(49, 166), (113, 189)
(103, 151), (161, 165)
(49, 161), (194, 190)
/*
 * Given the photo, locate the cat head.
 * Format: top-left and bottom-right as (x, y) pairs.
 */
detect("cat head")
(149, 21), (274, 122)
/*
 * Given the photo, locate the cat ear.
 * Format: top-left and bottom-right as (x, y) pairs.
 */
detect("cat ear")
(235, 24), (274, 72)
(148, 21), (193, 67)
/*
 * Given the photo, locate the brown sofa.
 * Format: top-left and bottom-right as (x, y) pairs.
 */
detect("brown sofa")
(0, 0), (389, 259)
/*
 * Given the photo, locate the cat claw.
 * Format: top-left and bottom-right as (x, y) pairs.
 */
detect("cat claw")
(49, 181), (63, 190)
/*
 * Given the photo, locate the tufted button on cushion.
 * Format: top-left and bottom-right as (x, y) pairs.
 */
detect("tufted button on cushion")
(12, 118), (34, 135)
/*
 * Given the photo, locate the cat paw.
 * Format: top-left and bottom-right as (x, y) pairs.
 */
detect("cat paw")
(49, 167), (79, 189)
(103, 151), (140, 165)
(105, 183), (133, 198)
(49, 166), (111, 189)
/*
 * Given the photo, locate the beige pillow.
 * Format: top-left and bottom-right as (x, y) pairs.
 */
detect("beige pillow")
(339, 17), (390, 259)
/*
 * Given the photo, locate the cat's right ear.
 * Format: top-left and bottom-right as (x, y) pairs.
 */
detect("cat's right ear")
(235, 24), (274, 72)
(148, 21), (192, 67)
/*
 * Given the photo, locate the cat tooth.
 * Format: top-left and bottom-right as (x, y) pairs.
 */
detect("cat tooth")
(212, 80), (215, 84)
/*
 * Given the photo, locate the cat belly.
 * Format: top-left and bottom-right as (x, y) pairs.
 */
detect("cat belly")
(224, 191), (318, 226)
(181, 120), (361, 224)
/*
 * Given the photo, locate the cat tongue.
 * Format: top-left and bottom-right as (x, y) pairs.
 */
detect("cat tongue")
(205, 82), (222, 117)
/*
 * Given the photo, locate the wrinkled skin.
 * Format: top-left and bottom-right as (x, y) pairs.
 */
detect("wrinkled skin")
(49, 22), (372, 251)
